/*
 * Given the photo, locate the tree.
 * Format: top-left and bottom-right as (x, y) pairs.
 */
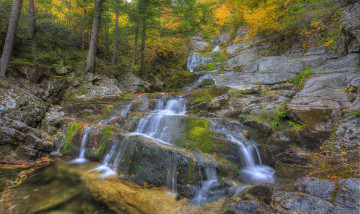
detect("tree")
(29, 0), (36, 59)
(85, 0), (105, 74)
(0, 0), (23, 78)
(112, 0), (122, 64)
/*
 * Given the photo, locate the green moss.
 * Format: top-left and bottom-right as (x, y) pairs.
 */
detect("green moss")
(148, 93), (156, 99)
(206, 62), (217, 71)
(180, 118), (215, 153)
(188, 87), (228, 105)
(62, 124), (82, 155)
(122, 93), (133, 101)
(96, 126), (116, 157)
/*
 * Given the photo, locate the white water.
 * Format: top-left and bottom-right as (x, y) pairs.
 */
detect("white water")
(96, 97), (187, 179)
(212, 45), (220, 52)
(214, 121), (275, 185)
(192, 165), (219, 204)
(70, 126), (91, 164)
(187, 55), (204, 72)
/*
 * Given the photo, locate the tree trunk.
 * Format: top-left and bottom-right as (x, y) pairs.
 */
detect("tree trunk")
(140, 18), (146, 74)
(131, 24), (139, 69)
(85, 0), (104, 74)
(104, 1), (109, 50)
(233, 6), (236, 32)
(112, 8), (119, 65)
(0, 0), (23, 78)
(81, 7), (87, 50)
(29, 0), (36, 60)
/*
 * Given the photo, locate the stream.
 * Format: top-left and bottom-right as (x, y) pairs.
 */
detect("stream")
(0, 80), (275, 213)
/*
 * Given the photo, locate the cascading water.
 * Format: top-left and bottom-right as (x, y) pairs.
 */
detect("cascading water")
(132, 97), (186, 145)
(70, 126), (91, 164)
(94, 97), (187, 180)
(212, 45), (220, 52)
(84, 93), (274, 203)
(187, 55), (204, 72)
(192, 165), (219, 204)
(211, 120), (275, 185)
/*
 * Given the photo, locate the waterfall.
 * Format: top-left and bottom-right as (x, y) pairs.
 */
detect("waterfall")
(133, 97), (186, 145)
(70, 126), (91, 164)
(192, 165), (219, 204)
(95, 97), (186, 178)
(212, 120), (275, 185)
(187, 55), (204, 72)
(212, 45), (220, 52)
(166, 153), (177, 192)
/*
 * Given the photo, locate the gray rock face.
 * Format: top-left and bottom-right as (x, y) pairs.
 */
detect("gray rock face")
(17, 66), (42, 83)
(117, 73), (150, 93)
(258, 57), (304, 74)
(209, 33), (230, 45)
(188, 39), (209, 53)
(64, 77), (123, 102)
(287, 72), (358, 126)
(0, 117), (53, 160)
(295, 177), (336, 201)
(41, 106), (65, 135)
(312, 53), (360, 74)
(0, 81), (48, 127)
(239, 115), (273, 135)
(272, 191), (334, 214)
(334, 178), (360, 214)
(342, 2), (360, 43)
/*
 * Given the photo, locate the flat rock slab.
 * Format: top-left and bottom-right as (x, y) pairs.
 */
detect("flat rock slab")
(295, 177), (336, 201)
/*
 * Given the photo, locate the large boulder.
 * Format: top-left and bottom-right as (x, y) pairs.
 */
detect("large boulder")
(334, 178), (360, 213)
(287, 72), (359, 128)
(272, 191), (334, 214)
(342, 2), (360, 44)
(0, 117), (53, 161)
(209, 33), (230, 45)
(295, 177), (336, 201)
(188, 39), (209, 53)
(64, 76), (123, 102)
(117, 72), (150, 93)
(41, 105), (65, 134)
(0, 81), (48, 127)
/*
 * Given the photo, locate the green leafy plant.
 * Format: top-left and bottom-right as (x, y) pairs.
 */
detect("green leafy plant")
(289, 67), (313, 90)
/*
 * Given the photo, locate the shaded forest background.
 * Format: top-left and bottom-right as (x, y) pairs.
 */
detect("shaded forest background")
(0, 0), (350, 88)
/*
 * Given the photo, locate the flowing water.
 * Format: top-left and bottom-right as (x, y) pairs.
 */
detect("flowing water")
(2, 89), (276, 213)
(88, 94), (275, 203)
(187, 55), (205, 72)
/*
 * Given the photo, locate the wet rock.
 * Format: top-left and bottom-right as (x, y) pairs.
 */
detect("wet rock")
(272, 191), (334, 214)
(208, 95), (229, 111)
(221, 184), (278, 214)
(342, 2), (360, 43)
(239, 116), (273, 135)
(334, 178), (360, 213)
(295, 177), (335, 201)
(117, 72), (150, 93)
